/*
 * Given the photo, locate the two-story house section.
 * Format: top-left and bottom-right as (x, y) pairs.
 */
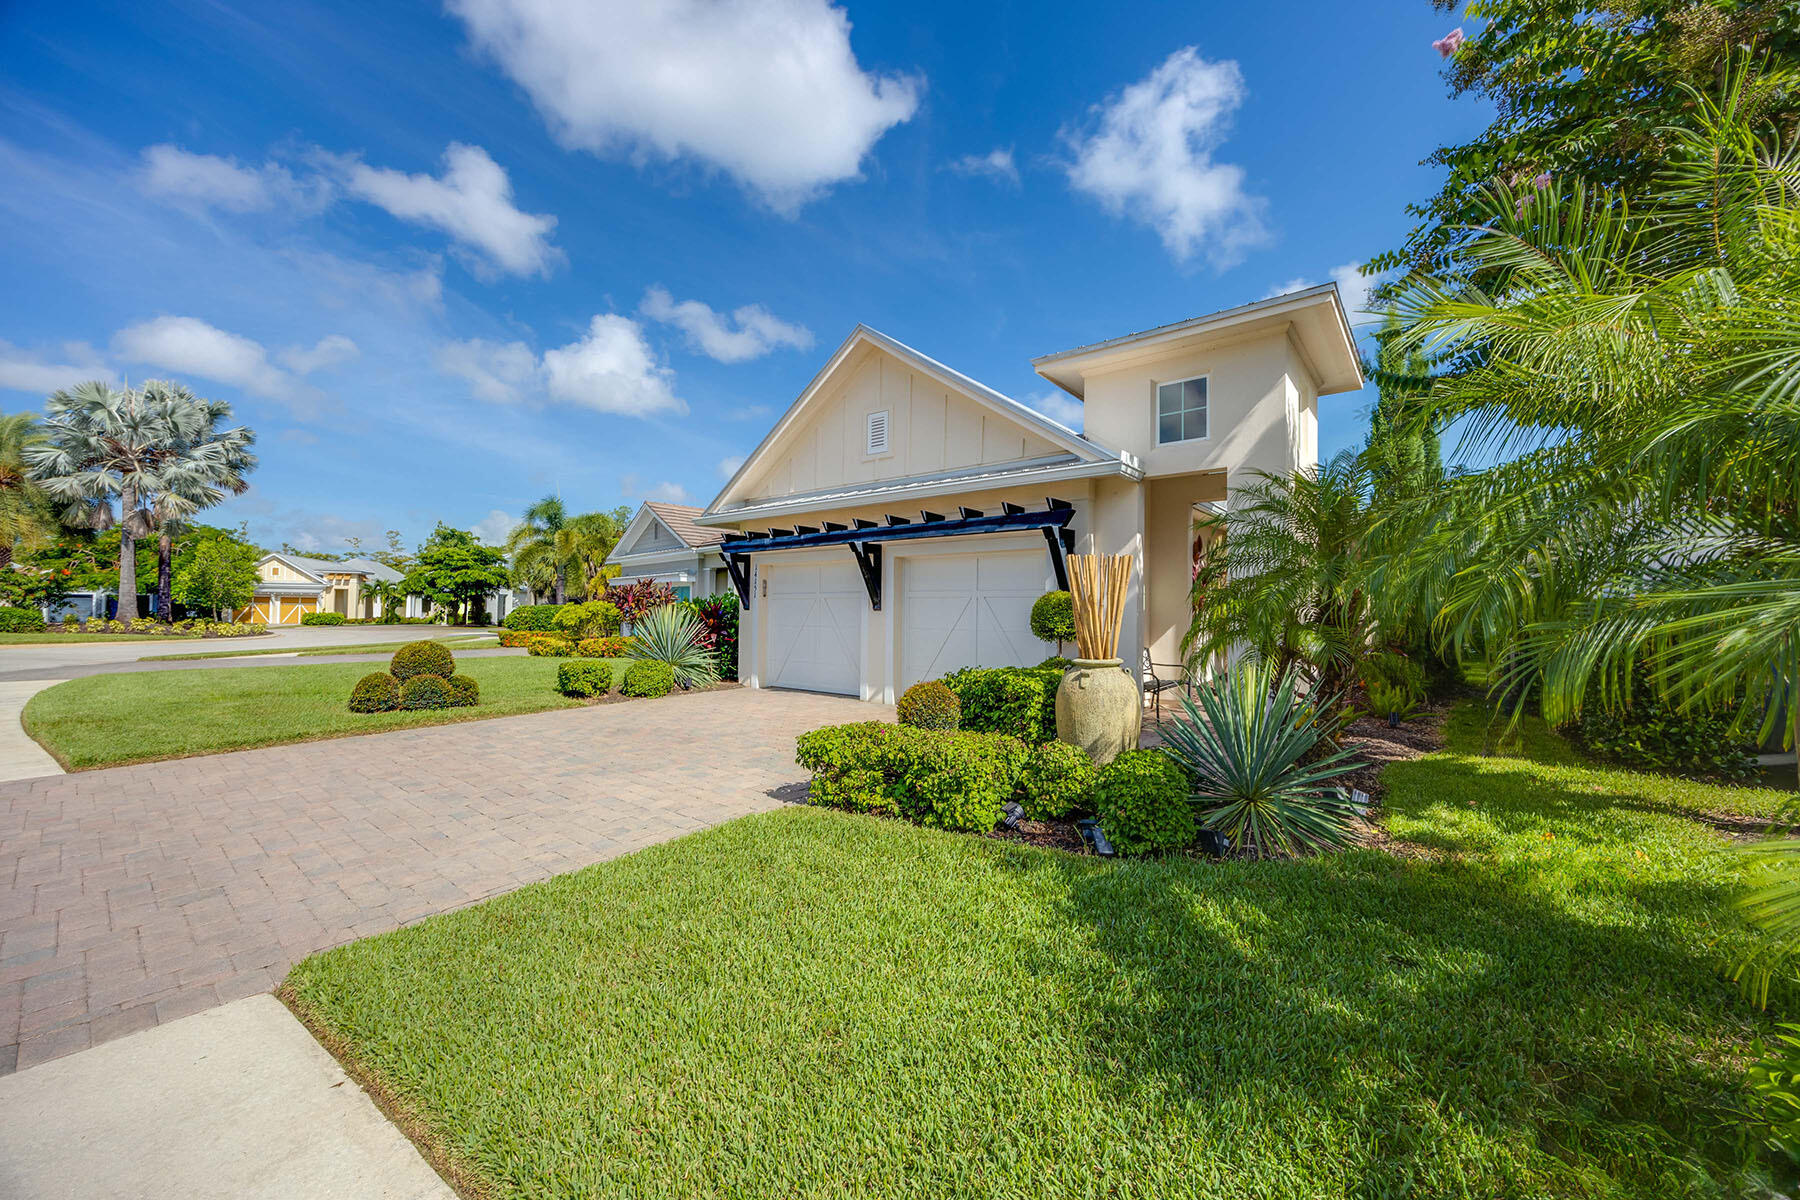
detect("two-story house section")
(689, 284), (1363, 702)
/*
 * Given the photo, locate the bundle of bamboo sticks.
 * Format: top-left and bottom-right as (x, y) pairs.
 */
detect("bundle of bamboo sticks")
(1068, 553), (1132, 660)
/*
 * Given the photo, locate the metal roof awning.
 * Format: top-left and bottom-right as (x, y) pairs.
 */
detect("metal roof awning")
(718, 500), (1076, 611)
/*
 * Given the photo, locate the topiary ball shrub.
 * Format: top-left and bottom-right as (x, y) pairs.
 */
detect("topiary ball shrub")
(301, 612), (346, 626)
(621, 659), (675, 698)
(1037, 656), (1073, 672)
(1018, 740), (1099, 820)
(897, 680), (960, 730)
(446, 674), (480, 707)
(391, 639), (455, 681)
(0, 605), (45, 633)
(348, 672), (400, 713)
(1030, 590), (1076, 650)
(1093, 748), (1194, 856)
(526, 636), (575, 657)
(399, 675), (452, 711)
(556, 660), (614, 698)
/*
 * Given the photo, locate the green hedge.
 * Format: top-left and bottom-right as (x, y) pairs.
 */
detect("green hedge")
(941, 666), (1062, 744)
(1094, 749), (1194, 856)
(1576, 685), (1759, 782)
(795, 722), (1029, 832)
(503, 604), (562, 631)
(622, 659), (674, 698)
(301, 612), (346, 626)
(0, 606), (45, 632)
(1017, 740), (1097, 820)
(556, 660), (614, 698)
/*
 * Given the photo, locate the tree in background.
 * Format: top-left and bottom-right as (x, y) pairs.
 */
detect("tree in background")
(369, 529), (412, 573)
(0, 413), (54, 570)
(506, 495), (572, 604)
(142, 382), (255, 620)
(27, 381), (254, 621)
(566, 506), (633, 598)
(361, 576), (402, 621)
(1374, 1), (1800, 284)
(402, 523), (509, 624)
(172, 536), (260, 619)
(1362, 312), (1442, 505)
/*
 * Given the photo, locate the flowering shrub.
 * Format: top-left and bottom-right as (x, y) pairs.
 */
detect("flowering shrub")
(526, 635), (575, 657)
(496, 629), (533, 647)
(49, 619), (265, 638)
(576, 636), (633, 658)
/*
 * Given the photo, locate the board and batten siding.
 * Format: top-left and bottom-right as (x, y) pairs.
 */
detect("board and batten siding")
(742, 345), (1067, 503)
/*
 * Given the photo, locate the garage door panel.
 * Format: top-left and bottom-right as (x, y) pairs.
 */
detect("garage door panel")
(900, 550), (1052, 690)
(766, 562), (862, 695)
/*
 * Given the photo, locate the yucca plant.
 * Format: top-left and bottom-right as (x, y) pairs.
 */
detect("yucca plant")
(1159, 662), (1365, 859)
(625, 603), (718, 690)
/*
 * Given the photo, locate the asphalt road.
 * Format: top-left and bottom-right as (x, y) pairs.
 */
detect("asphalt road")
(0, 626), (514, 683)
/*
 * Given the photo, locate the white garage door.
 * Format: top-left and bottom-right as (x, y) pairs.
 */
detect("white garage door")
(765, 561), (864, 695)
(900, 550), (1051, 690)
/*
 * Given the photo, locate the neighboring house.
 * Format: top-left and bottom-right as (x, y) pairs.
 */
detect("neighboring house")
(608, 501), (728, 599)
(693, 285), (1362, 702)
(400, 587), (524, 623)
(234, 554), (404, 624)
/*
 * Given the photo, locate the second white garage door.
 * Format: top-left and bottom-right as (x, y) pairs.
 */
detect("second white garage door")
(899, 550), (1051, 691)
(764, 561), (864, 695)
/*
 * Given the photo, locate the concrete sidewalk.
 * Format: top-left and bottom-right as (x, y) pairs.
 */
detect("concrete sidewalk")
(0, 680), (64, 784)
(0, 994), (452, 1199)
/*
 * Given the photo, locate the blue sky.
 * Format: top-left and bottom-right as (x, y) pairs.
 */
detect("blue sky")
(0, 0), (1486, 552)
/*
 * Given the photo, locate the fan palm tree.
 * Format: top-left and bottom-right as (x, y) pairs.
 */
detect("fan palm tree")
(0, 413), (55, 570)
(28, 380), (255, 622)
(505, 495), (571, 604)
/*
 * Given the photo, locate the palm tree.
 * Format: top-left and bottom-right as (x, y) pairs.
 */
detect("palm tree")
(505, 495), (570, 604)
(361, 576), (401, 621)
(1181, 451), (1380, 706)
(0, 413), (54, 570)
(565, 506), (632, 598)
(28, 380), (255, 622)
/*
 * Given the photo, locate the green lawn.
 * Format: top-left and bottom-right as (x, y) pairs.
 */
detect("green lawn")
(23, 656), (625, 769)
(282, 704), (1797, 1199)
(138, 634), (498, 661)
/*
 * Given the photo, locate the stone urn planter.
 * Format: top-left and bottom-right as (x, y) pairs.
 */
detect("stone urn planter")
(1055, 657), (1141, 766)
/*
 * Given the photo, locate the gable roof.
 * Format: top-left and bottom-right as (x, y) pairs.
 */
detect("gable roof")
(1031, 283), (1366, 398)
(259, 552), (403, 583)
(703, 325), (1129, 522)
(643, 502), (724, 548)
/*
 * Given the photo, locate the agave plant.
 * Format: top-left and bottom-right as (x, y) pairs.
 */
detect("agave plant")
(1159, 662), (1365, 859)
(625, 603), (718, 689)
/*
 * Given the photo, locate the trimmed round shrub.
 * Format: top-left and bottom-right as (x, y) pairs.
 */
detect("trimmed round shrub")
(553, 599), (623, 641)
(300, 612), (346, 626)
(391, 639), (455, 681)
(897, 680), (960, 730)
(1018, 740), (1098, 820)
(502, 604), (562, 631)
(556, 660), (614, 698)
(0, 606), (45, 633)
(446, 674), (480, 707)
(621, 659), (675, 698)
(399, 674), (452, 711)
(348, 672), (400, 713)
(576, 635), (633, 658)
(1093, 748), (1194, 856)
(526, 636), (575, 657)
(1037, 656), (1073, 672)
(1029, 590), (1076, 647)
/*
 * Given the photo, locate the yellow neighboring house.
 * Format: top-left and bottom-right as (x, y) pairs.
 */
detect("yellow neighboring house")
(234, 553), (404, 624)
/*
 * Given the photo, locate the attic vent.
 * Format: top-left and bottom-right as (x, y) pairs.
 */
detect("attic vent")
(866, 409), (890, 456)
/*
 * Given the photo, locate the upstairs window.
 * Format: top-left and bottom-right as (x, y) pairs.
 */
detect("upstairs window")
(1156, 376), (1208, 444)
(866, 409), (890, 456)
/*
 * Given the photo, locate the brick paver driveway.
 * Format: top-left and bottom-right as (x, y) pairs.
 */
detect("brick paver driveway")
(0, 687), (880, 1074)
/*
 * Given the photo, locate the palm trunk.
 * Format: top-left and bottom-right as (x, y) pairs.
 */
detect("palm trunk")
(155, 530), (173, 621)
(554, 567), (565, 606)
(116, 489), (138, 622)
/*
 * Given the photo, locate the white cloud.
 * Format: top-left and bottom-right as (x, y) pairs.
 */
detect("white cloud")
(471, 508), (518, 545)
(448, 0), (920, 213)
(1064, 47), (1267, 267)
(1265, 261), (1379, 326)
(339, 143), (560, 277)
(717, 453), (746, 479)
(620, 474), (693, 504)
(0, 341), (115, 395)
(138, 144), (326, 213)
(436, 338), (540, 405)
(278, 334), (360, 374)
(945, 147), (1019, 186)
(640, 286), (813, 363)
(437, 314), (685, 417)
(113, 316), (298, 401)
(1025, 390), (1083, 432)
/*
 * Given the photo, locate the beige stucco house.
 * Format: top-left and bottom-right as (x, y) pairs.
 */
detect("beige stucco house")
(690, 285), (1362, 702)
(234, 553), (403, 624)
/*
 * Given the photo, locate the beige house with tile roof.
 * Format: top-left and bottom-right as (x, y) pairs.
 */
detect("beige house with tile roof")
(607, 501), (730, 599)
(234, 553), (403, 624)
